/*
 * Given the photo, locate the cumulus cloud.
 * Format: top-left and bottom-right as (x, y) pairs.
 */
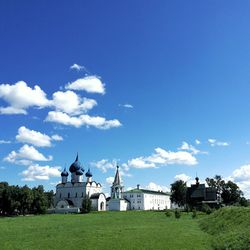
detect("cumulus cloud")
(91, 159), (116, 173)
(45, 111), (122, 129)
(65, 76), (105, 94)
(70, 63), (85, 71)
(21, 164), (61, 181)
(195, 139), (201, 145)
(145, 182), (170, 192)
(106, 176), (114, 185)
(4, 144), (52, 164)
(51, 134), (63, 141)
(16, 126), (51, 147)
(230, 165), (250, 198)
(0, 140), (11, 144)
(174, 173), (192, 183)
(16, 126), (63, 147)
(178, 141), (207, 155)
(208, 139), (230, 147)
(52, 90), (97, 115)
(128, 147), (197, 169)
(0, 81), (50, 114)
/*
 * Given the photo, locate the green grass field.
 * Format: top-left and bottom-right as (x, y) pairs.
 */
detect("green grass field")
(199, 207), (250, 250)
(0, 211), (211, 250)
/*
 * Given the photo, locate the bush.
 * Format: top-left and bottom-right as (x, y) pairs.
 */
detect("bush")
(165, 209), (171, 217)
(192, 209), (197, 219)
(201, 203), (213, 214)
(81, 196), (92, 214)
(174, 209), (181, 219)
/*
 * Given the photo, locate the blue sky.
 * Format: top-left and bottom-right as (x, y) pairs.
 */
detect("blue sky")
(1, 1), (250, 197)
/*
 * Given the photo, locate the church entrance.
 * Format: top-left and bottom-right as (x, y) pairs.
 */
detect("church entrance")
(100, 202), (104, 211)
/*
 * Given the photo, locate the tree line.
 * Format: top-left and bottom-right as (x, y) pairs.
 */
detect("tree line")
(0, 182), (54, 216)
(170, 175), (249, 209)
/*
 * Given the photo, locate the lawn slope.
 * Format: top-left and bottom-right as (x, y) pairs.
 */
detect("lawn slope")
(199, 207), (250, 250)
(0, 211), (211, 250)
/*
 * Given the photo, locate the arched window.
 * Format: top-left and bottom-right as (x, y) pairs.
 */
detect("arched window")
(75, 193), (77, 198)
(68, 193), (70, 198)
(60, 193), (61, 198)
(81, 192), (83, 197)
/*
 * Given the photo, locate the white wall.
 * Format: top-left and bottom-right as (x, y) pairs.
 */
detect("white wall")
(123, 191), (171, 210)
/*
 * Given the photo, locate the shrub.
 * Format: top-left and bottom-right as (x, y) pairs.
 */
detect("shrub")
(192, 209), (197, 219)
(81, 196), (92, 214)
(165, 209), (171, 217)
(201, 203), (213, 214)
(174, 209), (181, 219)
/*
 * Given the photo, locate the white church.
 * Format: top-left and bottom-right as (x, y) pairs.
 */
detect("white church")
(53, 154), (106, 213)
(52, 154), (171, 213)
(107, 166), (171, 211)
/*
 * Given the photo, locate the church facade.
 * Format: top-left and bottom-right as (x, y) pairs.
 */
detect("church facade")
(53, 154), (106, 213)
(107, 166), (171, 211)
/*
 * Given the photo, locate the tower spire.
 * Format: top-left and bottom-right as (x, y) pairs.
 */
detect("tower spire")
(113, 165), (121, 185)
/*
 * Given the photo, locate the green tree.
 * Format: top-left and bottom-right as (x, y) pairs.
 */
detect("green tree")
(170, 180), (187, 207)
(81, 196), (92, 213)
(221, 181), (243, 205)
(31, 185), (48, 214)
(205, 175), (225, 201)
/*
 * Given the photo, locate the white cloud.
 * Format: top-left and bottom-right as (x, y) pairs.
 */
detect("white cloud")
(195, 139), (201, 145)
(65, 76), (105, 94)
(0, 140), (11, 144)
(91, 159), (116, 173)
(52, 90), (97, 115)
(145, 182), (170, 192)
(208, 139), (230, 147)
(120, 104), (133, 109)
(4, 144), (52, 164)
(0, 81), (50, 114)
(106, 176), (114, 185)
(174, 173), (192, 183)
(128, 147), (198, 169)
(229, 165), (250, 198)
(178, 141), (207, 155)
(16, 126), (63, 147)
(51, 134), (63, 141)
(21, 164), (61, 181)
(45, 111), (122, 130)
(16, 126), (51, 147)
(70, 63), (85, 71)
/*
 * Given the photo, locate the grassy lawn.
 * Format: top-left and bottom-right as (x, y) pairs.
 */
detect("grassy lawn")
(0, 211), (211, 250)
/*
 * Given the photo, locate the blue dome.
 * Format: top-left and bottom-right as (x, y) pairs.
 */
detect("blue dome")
(85, 168), (92, 177)
(76, 169), (83, 176)
(61, 168), (69, 177)
(69, 154), (82, 173)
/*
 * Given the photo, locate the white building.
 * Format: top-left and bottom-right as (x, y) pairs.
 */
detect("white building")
(108, 166), (129, 211)
(107, 166), (171, 211)
(53, 154), (106, 213)
(123, 185), (171, 210)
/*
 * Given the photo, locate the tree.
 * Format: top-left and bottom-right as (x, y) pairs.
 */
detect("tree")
(81, 196), (92, 213)
(221, 181), (243, 205)
(31, 186), (48, 214)
(206, 175), (225, 202)
(170, 180), (187, 207)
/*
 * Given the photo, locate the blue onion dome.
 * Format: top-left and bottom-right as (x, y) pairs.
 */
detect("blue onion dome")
(69, 153), (82, 173)
(76, 169), (83, 176)
(85, 168), (92, 178)
(61, 168), (69, 177)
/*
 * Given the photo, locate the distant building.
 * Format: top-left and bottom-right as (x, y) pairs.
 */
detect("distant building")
(108, 166), (129, 211)
(53, 154), (106, 213)
(107, 166), (171, 211)
(186, 177), (218, 208)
